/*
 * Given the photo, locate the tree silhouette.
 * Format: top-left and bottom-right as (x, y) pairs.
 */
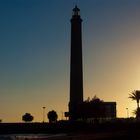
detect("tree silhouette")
(22, 113), (34, 122)
(80, 95), (105, 121)
(47, 110), (58, 123)
(133, 108), (140, 119)
(129, 90), (140, 109)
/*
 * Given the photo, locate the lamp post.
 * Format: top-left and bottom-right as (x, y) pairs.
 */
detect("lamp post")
(43, 107), (46, 123)
(126, 108), (129, 118)
(61, 111), (64, 120)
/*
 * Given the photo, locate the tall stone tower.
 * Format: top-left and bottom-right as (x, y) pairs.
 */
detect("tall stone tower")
(69, 6), (83, 120)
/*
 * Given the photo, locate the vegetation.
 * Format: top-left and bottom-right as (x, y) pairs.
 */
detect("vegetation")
(47, 110), (58, 123)
(133, 108), (140, 119)
(129, 90), (140, 108)
(80, 95), (105, 121)
(129, 90), (140, 119)
(22, 113), (34, 122)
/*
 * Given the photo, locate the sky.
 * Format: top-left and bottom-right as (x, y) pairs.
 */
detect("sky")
(0, 0), (140, 122)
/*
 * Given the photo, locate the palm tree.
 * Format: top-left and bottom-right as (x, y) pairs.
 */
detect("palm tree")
(133, 108), (140, 119)
(129, 90), (140, 109)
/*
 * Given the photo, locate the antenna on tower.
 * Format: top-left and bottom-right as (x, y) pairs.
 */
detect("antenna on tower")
(73, 0), (79, 7)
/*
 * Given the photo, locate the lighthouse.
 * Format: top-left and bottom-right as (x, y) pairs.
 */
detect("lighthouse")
(69, 6), (83, 120)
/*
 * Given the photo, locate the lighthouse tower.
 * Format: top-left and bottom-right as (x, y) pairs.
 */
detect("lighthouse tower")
(69, 6), (83, 120)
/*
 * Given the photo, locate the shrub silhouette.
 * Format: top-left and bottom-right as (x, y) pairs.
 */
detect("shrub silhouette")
(80, 95), (105, 121)
(22, 113), (34, 122)
(47, 110), (58, 123)
(133, 108), (140, 119)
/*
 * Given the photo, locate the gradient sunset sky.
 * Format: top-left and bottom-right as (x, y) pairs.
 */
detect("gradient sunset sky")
(1, 0), (140, 122)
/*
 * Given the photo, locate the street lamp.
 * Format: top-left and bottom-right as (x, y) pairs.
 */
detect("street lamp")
(42, 107), (46, 123)
(61, 111), (64, 120)
(126, 108), (129, 118)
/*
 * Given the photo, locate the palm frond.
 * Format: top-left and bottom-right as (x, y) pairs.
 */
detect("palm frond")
(129, 90), (140, 100)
